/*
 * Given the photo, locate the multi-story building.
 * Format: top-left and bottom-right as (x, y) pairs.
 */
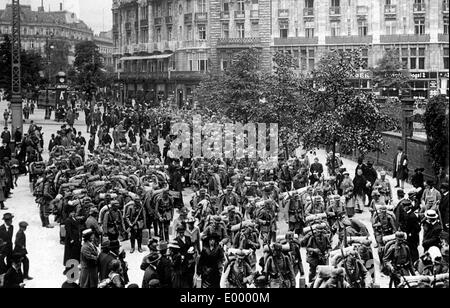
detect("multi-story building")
(95, 30), (115, 71)
(0, 3), (94, 66)
(113, 0), (449, 104)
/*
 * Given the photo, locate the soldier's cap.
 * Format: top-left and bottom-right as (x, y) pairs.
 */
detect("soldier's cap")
(315, 224), (326, 231)
(235, 250), (247, 258)
(254, 275), (267, 286)
(227, 206), (236, 212)
(199, 188), (207, 194)
(178, 207), (189, 216)
(395, 232), (406, 240)
(148, 238), (159, 247)
(19, 221), (29, 228)
(272, 243), (283, 251)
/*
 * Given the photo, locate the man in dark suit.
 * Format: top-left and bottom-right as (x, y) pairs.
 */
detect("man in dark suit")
(13, 221), (32, 280)
(393, 146), (408, 189)
(98, 240), (120, 281)
(175, 225), (193, 256)
(0, 213), (14, 266)
(3, 253), (24, 288)
(440, 183), (449, 232)
(156, 241), (173, 288)
(63, 210), (82, 266)
(0, 238), (7, 275)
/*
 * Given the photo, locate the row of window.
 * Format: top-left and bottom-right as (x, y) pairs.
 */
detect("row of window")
(0, 25), (90, 40)
(123, 55), (209, 72)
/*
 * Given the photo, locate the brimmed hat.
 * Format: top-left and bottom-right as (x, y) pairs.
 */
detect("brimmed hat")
(109, 240), (120, 250)
(425, 210), (438, 220)
(82, 229), (94, 239)
(2, 213), (14, 221)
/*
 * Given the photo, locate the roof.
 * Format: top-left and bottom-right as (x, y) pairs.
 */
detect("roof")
(0, 4), (92, 33)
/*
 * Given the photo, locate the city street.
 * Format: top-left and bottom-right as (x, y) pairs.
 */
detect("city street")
(1, 100), (416, 288)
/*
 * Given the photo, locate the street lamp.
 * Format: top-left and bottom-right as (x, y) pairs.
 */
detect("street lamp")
(45, 33), (55, 120)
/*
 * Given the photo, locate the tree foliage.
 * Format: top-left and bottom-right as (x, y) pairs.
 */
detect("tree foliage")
(303, 50), (396, 169)
(424, 95), (449, 175)
(371, 49), (411, 91)
(0, 35), (43, 100)
(73, 40), (106, 95)
(44, 39), (71, 80)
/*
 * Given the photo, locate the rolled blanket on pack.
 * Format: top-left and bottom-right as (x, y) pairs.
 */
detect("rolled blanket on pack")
(347, 236), (371, 245)
(403, 273), (449, 284)
(305, 213), (328, 223)
(230, 220), (256, 232)
(303, 223), (329, 235)
(383, 233), (407, 243)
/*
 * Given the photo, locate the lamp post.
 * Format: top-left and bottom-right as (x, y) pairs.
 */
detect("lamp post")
(400, 89), (415, 155)
(45, 33), (55, 120)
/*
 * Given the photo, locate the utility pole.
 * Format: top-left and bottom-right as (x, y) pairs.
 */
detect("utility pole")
(10, 0), (23, 139)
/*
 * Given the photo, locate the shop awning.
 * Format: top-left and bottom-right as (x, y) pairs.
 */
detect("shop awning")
(120, 54), (173, 61)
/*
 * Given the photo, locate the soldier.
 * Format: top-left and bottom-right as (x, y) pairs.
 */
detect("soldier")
(202, 216), (228, 247)
(233, 225), (260, 270)
(264, 243), (296, 288)
(195, 199), (216, 232)
(372, 205), (397, 248)
(102, 201), (124, 242)
(285, 192), (304, 236)
(219, 185), (240, 214)
(223, 250), (254, 288)
(155, 191), (174, 241)
(38, 170), (56, 229)
(305, 224), (331, 283)
(373, 171), (393, 205)
(306, 196), (326, 216)
(338, 251), (373, 288)
(125, 200), (146, 254)
(284, 231), (305, 280)
(225, 206), (242, 239)
(383, 232), (415, 288)
(256, 200), (277, 244)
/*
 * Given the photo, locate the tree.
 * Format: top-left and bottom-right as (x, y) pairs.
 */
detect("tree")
(303, 50), (396, 174)
(371, 49), (410, 93)
(424, 95), (449, 177)
(73, 40), (105, 100)
(0, 35), (43, 100)
(44, 39), (71, 79)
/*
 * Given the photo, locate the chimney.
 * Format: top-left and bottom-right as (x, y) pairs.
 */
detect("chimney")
(38, 0), (44, 12)
(60, 2), (63, 11)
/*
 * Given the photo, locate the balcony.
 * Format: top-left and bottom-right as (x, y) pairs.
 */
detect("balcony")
(357, 6), (368, 16)
(278, 9), (289, 19)
(121, 71), (169, 81)
(274, 37), (318, 46)
(250, 10), (259, 19)
(179, 40), (209, 49)
(195, 12), (208, 23)
(170, 71), (207, 81)
(303, 7), (314, 17)
(443, 0), (449, 12)
(234, 11), (245, 19)
(154, 17), (162, 26)
(380, 34), (430, 43)
(329, 6), (341, 16)
(184, 13), (193, 24)
(165, 16), (173, 24)
(325, 35), (373, 45)
(384, 4), (397, 16)
(413, 3), (426, 15)
(217, 37), (261, 48)
(140, 19), (148, 28)
(220, 11), (230, 19)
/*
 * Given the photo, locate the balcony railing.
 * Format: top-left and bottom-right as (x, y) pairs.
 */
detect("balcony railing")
(234, 11), (245, 19)
(357, 6), (368, 16)
(217, 37), (261, 46)
(278, 9), (289, 18)
(384, 4), (397, 15)
(303, 7), (314, 16)
(140, 19), (148, 27)
(195, 12), (208, 22)
(165, 16), (173, 24)
(413, 3), (426, 13)
(154, 17), (162, 26)
(250, 10), (259, 19)
(220, 11), (230, 19)
(329, 6), (341, 15)
(184, 13), (193, 23)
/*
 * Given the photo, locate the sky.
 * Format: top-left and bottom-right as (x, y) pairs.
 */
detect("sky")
(1, 0), (112, 34)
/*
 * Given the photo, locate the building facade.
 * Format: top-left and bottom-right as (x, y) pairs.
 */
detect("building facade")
(113, 0), (449, 104)
(95, 30), (115, 71)
(0, 4), (94, 66)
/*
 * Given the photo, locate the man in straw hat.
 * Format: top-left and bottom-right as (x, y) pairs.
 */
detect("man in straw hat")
(422, 210), (443, 252)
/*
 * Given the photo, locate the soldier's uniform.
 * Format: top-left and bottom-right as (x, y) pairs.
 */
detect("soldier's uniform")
(202, 216), (228, 245)
(102, 201), (124, 241)
(224, 251), (253, 288)
(383, 232), (415, 288)
(155, 193), (174, 241)
(372, 206), (397, 247)
(284, 232), (305, 278)
(38, 171), (56, 228)
(264, 243), (295, 288)
(305, 225), (331, 282)
(286, 195), (304, 236)
(339, 252), (372, 288)
(256, 200), (277, 244)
